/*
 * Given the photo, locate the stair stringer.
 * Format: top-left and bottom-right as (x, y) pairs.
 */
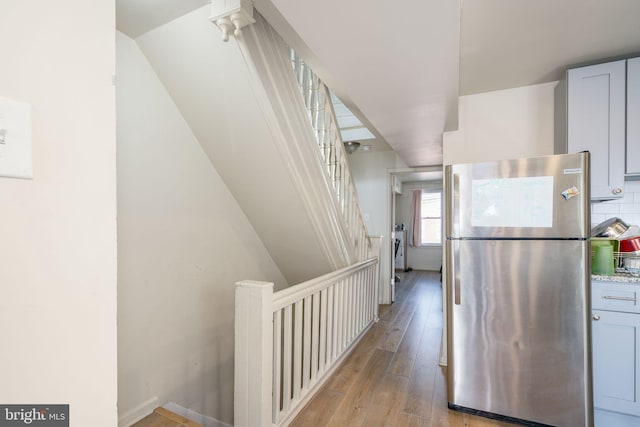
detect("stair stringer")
(235, 13), (360, 269)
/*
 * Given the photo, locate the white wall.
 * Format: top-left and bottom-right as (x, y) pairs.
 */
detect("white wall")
(350, 151), (407, 303)
(117, 32), (288, 425)
(0, 1), (117, 425)
(443, 81), (557, 165)
(134, 6), (339, 284)
(395, 181), (443, 271)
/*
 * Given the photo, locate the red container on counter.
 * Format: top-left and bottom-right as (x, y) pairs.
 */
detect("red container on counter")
(619, 236), (640, 253)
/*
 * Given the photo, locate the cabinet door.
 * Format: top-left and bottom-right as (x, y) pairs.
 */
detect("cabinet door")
(568, 60), (626, 200)
(592, 309), (640, 416)
(627, 58), (640, 174)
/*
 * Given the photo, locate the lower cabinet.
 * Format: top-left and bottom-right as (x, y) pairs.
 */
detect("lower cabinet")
(592, 280), (640, 425)
(592, 310), (640, 415)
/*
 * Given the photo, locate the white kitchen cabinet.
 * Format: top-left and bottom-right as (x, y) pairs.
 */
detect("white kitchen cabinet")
(627, 57), (640, 175)
(592, 310), (640, 415)
(592, 280), (640, 425)
(558, 60), (626, 200)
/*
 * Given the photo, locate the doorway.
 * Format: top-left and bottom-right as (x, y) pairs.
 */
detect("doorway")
(388, 167), (443, 302)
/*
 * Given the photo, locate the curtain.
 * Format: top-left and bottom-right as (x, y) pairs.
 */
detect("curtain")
(409, 189), (422, 246)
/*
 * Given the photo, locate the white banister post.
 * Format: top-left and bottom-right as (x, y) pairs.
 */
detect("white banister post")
(369, 236), (383, 321)
(235, 280), (273, 427)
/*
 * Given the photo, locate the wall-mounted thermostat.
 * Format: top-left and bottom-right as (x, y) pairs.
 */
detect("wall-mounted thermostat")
(0, 97), (32, 179)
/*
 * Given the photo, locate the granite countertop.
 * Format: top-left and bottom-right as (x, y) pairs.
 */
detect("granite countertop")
(592, 272), (640, 283)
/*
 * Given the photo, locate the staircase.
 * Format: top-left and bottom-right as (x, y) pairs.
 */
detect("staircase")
(136, 8), (371, 285)
(289, 49), (371, 262)
(234, 11), (373, 267)
(118, 6), (379, 427)
(227, 13), (382, 427)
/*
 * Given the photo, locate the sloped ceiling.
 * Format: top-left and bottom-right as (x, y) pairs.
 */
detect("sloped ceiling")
(117, 0), (640, 167)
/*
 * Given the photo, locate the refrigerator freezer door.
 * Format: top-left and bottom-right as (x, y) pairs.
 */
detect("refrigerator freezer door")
(445, 152), (590, 239)
(447, 239), (592, 427)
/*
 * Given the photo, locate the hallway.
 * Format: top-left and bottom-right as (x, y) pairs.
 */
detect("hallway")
(290, 270), (513, 427)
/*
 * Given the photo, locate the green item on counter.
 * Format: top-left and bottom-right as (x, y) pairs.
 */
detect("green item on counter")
(593, 243), (615, 275)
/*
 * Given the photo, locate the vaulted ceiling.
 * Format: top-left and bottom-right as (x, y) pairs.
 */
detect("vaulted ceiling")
(117, 0), (640, 167)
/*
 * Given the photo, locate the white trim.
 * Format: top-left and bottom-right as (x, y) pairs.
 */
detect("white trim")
(118, 396), (159, 427)
(163, 402), (232, 427)
(439, 355), (448, 367)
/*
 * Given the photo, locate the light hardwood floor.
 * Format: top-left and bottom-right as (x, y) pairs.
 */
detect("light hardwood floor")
(132, 407), (203, 427)
(290, 270), (516, 427)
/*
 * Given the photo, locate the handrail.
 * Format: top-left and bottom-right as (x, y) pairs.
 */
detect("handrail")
(273, 257), (377, 311)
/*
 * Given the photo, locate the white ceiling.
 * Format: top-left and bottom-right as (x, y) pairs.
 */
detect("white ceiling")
(116, 0), (640, 167)
(460, 0), (640, 96)
(116, 0), (208, 38)
(253, 0), (461, 168)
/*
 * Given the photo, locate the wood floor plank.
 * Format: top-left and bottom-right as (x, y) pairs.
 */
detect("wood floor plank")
(395, 273), (419, 298)
(361, 372), (410, 427)
(394, 412), (431, 427)
(324, 319), (389, 393)
(387, 303), (428, 376)
(378, 297), (406, 323)
(132, 413), (177, 427)
(388, 277), (437, 376)
(291, 270), (517, 427)
(288, 388), (344, 427)
(428, 367), (467, 427)
(402, 326), (440, 418)
(132, 407), (203, 427)
(377, 298), (417, 352)
(378, 303), (392, 319)
(329, 349), (393, 426)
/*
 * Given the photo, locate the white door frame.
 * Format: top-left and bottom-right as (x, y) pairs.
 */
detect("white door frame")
(387, 166), (443, 303)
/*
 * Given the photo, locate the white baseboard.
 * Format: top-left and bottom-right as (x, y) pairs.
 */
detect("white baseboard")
(118, 396), (159, 427)
(164, 402), (232, 427)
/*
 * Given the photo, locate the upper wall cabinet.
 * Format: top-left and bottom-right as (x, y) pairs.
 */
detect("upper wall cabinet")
(556, 60), (626, 201)
(627, 58), (640, 175)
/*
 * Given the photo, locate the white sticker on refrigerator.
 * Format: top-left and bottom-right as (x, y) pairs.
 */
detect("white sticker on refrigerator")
(563, 168), (582, 175)
(471, 176), (554, 228)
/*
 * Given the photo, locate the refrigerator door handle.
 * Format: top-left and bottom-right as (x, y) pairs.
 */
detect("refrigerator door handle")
(453, 173), (460, 237)
(454, 263), (461, 305)
(452, 240), (461, 305)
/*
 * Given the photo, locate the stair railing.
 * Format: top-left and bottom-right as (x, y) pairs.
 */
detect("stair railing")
(290, 51), (371, 261)
(234, 236), (382, 427)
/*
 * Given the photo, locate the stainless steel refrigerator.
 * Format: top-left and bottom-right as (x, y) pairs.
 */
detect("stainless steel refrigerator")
(445, 152), (593, 427)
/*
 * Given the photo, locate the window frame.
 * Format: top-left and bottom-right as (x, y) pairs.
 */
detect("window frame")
(419, 188), (443, 247)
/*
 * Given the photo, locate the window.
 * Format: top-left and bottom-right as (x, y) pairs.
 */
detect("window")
(421, 191), (442, 245)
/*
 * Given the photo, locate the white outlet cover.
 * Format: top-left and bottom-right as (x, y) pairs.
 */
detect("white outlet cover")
(0, 96), (32, 179)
